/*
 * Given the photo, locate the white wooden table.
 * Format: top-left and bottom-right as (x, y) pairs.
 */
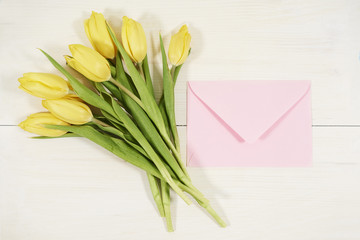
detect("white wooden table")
(1, 0), (360, 239)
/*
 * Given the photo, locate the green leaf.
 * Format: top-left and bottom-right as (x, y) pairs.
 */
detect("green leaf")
(110, 64), (116, 78)
(159, 35), (187, 176)
(94, 82), (107, 94)
(99, 90), (127, 111)
(159, 101), (171, 137)
(111, 137), (147, 158)
(147, 173), (165, 217)
(142, 55), (155, 98)
(102, 81), (124, 102)
(156, 49), (189, 106)
(100, 109), (124, 128)
(90, 120), (147, 157)
(115, 53), (190, 186)
(45, 124), (162, 179)
(32, 133), (79, 139)
(161, 180), (174, 232)
(156, 54), (186, 106)
(109, 38), (182, 178)
(94, 82), (125, 109)
(109, 94), (192, 204)
(39, 49), (116, 117)
(159, 34), (177, 143)
(114, 54), (140, 98)
(106, 25), (167, 138)
(89, 121), (124, 137)
(173, 64), (183, 85)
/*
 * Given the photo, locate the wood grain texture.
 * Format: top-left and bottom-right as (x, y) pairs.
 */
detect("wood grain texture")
(0, 0), (360, 125)
(0, 0), (360, 239)
(1, 126), (360, 239)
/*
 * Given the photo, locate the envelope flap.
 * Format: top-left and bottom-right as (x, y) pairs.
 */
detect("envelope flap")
(188, 80), (311, 143)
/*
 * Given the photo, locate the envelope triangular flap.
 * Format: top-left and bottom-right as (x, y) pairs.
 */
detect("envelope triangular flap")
(188, 80), (311, 143)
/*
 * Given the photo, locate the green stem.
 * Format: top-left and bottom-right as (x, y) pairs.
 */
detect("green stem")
(97, 122), (190, 228)
(92, 118), (173, 221)
(161, 130), (189, 179)
(147, 173), (165, 217)
(198, 202), (227, 228)
(110, 64), (116, 78)
(159, 101), (171, 137)
(172, 64), (183, 85)
(170, 65), (176, 79)
(137, 62), (145, 80)
(157, 64), (185, 176)
(157, 64), (182, 105)
(142, 55), (155, 98)
(92, 118), (111, 127)
(89, 121), (225, 228)
(111, 95), (192, 205)
(114, 53), (190, 185)
(92, 119), (148, 157)
(161, 180), (174, 232)
(91, 120), (224, 228)
(171, 122), (180, 153)
(109, 78), (145, 110)
(175, 180), (208, 205)
(174, 180), (226, 228)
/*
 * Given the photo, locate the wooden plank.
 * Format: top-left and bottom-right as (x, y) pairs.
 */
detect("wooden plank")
(1, 126), (359, 239)
(0, 0), (360, 125)
(1, 0), (360, 238)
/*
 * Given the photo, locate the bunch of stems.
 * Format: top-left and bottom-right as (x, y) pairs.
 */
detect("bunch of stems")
(41, 26), (226, 231)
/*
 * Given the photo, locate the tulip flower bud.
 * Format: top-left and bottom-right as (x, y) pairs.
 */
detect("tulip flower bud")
(18, 73), (69, 99)
(19, 112), (70, 137)
(168, 25), (191, 66)
(42, 98), (93, 125)
(121, 16), (147, 63)
(84, 11), (116, 59)
(65, 44), (111, 82)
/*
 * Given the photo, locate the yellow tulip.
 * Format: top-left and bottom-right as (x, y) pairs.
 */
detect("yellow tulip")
(121, 16), (147, 63)
(18, 73), (69, 99)
(65, 44), (111, 82)
(42, 98), (93, 125)
(84, 11), (116, 59)
(19, 112), (70, 137)
(168, 25), (191, 66)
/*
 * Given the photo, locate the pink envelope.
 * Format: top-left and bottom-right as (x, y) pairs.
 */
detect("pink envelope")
(187, 80), (312, 167)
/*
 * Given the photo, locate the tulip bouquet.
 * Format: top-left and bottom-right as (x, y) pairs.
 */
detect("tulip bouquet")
(18, 11), (226, 231)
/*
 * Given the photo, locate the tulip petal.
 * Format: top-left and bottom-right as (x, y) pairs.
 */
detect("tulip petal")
(18, 73), (69, 99)
(66, 44), (111, 82)
(121, 16), (147, 63)
(85, 12), (116, 59)
(40, 49), (116, 117)
(19, 112), (69, 137)
(42, 98), (93, 125)
(84, 19), (94, 47)
(65, 55), (105, 82)
(177, 32), (191, 65)
(168, 25), (191, 66)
